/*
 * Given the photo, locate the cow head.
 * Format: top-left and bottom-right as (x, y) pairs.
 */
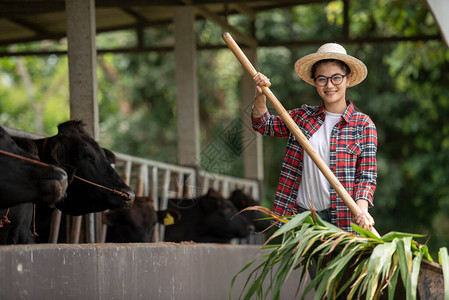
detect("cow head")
(0, 126), (68, 209)
(104, 196), (180, 242)
(197, 189), (253, 242)
(104, 196), (156, 243)
(39, 120), (135, 215)
(229, 189), (271, 232)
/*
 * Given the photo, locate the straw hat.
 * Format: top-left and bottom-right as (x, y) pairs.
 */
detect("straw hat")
(294, 43), (367, 87)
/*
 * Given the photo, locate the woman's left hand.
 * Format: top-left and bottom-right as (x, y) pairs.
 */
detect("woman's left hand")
(353, 200), (375, 229)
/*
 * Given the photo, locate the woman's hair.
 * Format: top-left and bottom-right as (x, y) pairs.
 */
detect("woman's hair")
(311, 59), (361, 112)
(311, 59), (350, 79)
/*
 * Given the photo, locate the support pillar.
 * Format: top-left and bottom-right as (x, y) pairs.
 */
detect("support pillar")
(65, 0), (99, 243)
(174, 6), (200, 168)
(241, 48), (264, 197)
(65, 0), (99, 140)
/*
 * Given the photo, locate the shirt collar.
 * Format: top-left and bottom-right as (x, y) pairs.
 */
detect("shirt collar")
(341, 101), (355, 123)
(313, 105), (326, 117)
(314, 101), (354, 124)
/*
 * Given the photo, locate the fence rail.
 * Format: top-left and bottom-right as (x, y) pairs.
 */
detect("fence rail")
(199, 170), (260, 200)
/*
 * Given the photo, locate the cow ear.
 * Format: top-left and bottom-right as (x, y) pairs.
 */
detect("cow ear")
(47, 142), (61, 164)
(103, 148), (116, 164)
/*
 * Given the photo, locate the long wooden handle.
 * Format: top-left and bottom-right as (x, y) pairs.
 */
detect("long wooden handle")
(222, 32), (379, 238)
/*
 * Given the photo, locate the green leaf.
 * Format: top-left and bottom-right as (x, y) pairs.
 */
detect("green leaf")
(410, 251), (423, 299)
(230, 258), (256, 298)
(267, 212), (312, 242)
(387, 266), (400, 300)
(381, 231), (424, 242)
(438, 247), (449, 300)
(232, 206), (446, 299)
(364, 241), (397, 297)
(324, 249), (359, 291)
(352, 223), (382, 240)
(396, 237), (415, 299)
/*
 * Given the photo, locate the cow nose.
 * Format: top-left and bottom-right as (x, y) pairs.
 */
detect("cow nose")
(57, 168), (69, 194)
(124, 190), (135, 206)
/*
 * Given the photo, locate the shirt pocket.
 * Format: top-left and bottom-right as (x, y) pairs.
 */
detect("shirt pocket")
(341, 142), (360, 182)
(346, 142), (361, 156)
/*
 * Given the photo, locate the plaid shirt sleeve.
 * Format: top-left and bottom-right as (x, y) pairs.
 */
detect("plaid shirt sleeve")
(251, 107), (302, 137)
(353, 120), (377, 206)
(251, 105), (313, 220)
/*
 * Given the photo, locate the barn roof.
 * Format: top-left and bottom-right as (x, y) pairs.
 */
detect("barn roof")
(0, 0), (444, 56)
(0, 1), (307, 47)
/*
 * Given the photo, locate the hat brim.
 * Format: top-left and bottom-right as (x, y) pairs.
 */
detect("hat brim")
(294, 52), (367, 87)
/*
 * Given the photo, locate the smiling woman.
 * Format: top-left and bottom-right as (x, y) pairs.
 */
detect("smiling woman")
(250, 42), (377, 234)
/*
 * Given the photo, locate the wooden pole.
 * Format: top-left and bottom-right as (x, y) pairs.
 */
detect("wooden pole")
(222, 32), (380, 238)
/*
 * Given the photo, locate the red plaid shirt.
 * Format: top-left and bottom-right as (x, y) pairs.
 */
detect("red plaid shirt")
(252, 102), (377, 232)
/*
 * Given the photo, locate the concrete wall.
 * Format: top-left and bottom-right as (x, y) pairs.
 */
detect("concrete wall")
(0, 243), (312, 300)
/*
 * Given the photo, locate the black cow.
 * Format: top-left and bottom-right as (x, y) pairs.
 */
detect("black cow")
(229, 189), (272, 232)
(3, 120), (134, 244)
(21, 120), (135, 215)
(163, 189), (253, 243)
(104, 196), (180, 243)
(0, 126), (68, 208)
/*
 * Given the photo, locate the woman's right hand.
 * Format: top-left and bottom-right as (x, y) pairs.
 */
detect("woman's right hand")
(252, 72), (270, 118)
(253, 72), (271, 95)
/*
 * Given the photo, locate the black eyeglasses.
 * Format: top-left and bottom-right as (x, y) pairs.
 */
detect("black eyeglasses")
(313, 74), (348, 87)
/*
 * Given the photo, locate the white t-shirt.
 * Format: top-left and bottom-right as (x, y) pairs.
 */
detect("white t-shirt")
(296, 110), (341, 211)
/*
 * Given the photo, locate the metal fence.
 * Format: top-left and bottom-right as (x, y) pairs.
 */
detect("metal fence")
(199, 170), (260, 200)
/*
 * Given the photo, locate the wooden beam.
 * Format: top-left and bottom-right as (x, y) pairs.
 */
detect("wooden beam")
(193, 0), (327, 4)
(0, 33), (442, 58)
(196, 5), (257, 47)
(0, 0), (181, 15)
(0, 31), (442, 59)
(0, 0), (333, 17)
(96, 0), (182, 6)
(250, 0), (332, 12)
(7, 17), (53, 36)
(0, 2), (65, 16)
(121, 7), (153, 24)
(229, 3), (256, 21)
(257, 34), (442, 47)
(181, 0), (257, 47)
